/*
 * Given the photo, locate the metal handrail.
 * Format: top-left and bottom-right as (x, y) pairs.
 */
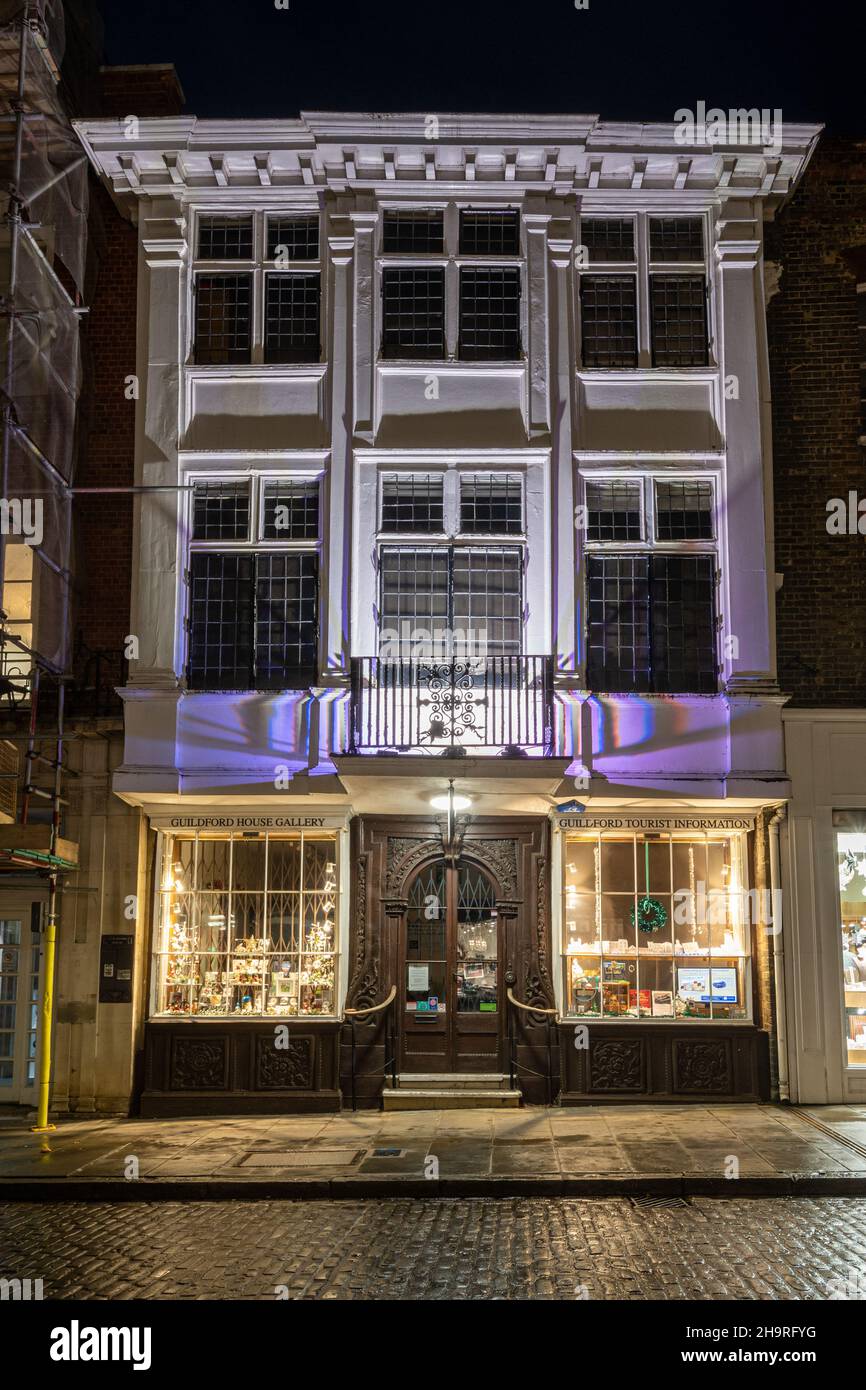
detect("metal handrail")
(344, 984), (397, 1019)
(506, 988), (558, 1106)
(343, 986), (399, 1111)
(506, 987), (556, 1017)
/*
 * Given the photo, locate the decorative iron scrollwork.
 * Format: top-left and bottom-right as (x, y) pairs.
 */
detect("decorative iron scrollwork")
(417, 661), (488, 744)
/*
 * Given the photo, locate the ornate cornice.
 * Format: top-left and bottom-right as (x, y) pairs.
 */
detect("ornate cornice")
(74, 113), (822, 212)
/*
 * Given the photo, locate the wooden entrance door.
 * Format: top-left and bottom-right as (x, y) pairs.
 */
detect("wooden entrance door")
(399, 858), (502, 1073)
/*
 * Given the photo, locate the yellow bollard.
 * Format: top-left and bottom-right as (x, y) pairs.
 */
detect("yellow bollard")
(31, 888), (57, 1136)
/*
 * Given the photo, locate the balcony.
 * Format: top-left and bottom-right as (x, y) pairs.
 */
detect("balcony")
(347, 656), (554, 756)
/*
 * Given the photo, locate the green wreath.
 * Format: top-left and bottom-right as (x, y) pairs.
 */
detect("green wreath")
(631, 895), (668, 934)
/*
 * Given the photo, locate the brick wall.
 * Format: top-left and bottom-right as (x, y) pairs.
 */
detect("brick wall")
(98, 65), (184, 118)
(766, 137), (866, 706)
(72, 66), (184, 705)
(74, 178), (137, 674)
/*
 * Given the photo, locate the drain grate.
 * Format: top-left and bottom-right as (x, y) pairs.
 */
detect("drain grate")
(629, 1194), (691, 1210)
(239, 1148), (364, 1169)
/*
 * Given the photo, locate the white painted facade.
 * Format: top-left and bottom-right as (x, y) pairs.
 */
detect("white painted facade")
(70, 112), (850, 1108)
(72, 111), (820, 817)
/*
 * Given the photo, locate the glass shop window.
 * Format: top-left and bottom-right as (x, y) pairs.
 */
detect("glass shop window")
(1, 542), (34, 701)
(834, 813), (866, 1068)
(153, 832), (340, 1019)
(562, 830), (752, 1021)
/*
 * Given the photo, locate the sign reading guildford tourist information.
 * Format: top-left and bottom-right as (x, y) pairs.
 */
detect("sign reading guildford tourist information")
(556, 813), (756, 831)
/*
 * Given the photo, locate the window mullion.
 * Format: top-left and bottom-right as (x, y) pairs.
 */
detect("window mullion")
(445, 260), (459, 359)
(648, 553), (657, 693)
(444, 470), (458, 535)
(636, 214), (651, 366)
(447, 545), (455, 636)
(250, 552), (259, 689)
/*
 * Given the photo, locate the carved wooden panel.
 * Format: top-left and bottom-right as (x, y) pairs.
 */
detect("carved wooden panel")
(524, 854), (555, 1008)
(169, 1035), (228, 1090)
(470, 839), (518, 899)
(384, 837), (440, 897)
(672, 1039), (733, 1093)
(345, 852), (381, 1010)
(588, 1038), (645, 1092)
(255, 1035), (314, 1090)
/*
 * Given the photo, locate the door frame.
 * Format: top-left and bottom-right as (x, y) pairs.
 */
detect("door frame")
(341, 815), (554, 1106)
(397, 853), (504, 1074)
(0, 891), (45, 1105)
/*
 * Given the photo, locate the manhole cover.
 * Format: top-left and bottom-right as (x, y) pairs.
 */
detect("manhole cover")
(240, 1149), (364, 1169)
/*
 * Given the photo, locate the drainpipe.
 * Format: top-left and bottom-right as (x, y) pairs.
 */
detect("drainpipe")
(768, 805), (789, 1101)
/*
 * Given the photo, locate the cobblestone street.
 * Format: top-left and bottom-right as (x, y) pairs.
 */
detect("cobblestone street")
(2, 1197), (866, 1300)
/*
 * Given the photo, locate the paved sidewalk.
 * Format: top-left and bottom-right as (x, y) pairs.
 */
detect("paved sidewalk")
(2, 1103), (866, 1198)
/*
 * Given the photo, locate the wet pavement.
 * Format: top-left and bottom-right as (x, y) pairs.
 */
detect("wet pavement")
(1, 1103), (866, 1195)
(1, 1195), (865, 1299)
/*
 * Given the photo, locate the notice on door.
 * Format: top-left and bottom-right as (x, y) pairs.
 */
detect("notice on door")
(407, 964), (429, 992)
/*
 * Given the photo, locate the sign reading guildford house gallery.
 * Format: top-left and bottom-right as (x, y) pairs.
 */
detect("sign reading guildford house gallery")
(149, 811), (350, 831)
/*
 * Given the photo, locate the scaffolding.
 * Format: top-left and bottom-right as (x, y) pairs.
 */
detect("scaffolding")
(0, 0), (86, 1129)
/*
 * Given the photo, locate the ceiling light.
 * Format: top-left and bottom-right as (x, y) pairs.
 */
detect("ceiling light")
(430, 791), (471, 812)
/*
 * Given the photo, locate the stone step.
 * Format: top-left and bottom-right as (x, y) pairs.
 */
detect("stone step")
(390, 1073), (512, 1091)
(383, 1088), (521, 1111)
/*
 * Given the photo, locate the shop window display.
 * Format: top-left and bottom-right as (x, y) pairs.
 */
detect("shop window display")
(835, 817), (866, 1067)
(562, 831), (751, 1020)
(153, 833), (339, 1018)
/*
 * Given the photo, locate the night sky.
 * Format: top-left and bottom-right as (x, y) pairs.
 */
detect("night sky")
(98, 0), (858, 135)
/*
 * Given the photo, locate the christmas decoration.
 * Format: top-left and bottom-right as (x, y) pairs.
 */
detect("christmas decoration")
(630, 842), (668, 934)
(632, 895), (669, 934)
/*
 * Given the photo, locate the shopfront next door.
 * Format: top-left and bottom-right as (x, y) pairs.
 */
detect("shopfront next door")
(400, 858), (501, 1073)
(0, 901), (43, 1105)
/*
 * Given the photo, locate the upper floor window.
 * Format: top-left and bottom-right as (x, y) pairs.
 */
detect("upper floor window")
(378, 470), (524, 537)
(578, 215), (710, 369)
(376, 469), (525, 657)
(192, 212), (321, 367)
(380, 207), (522, 362)
(380, 474), (445, 533)
(582, 473), (718, 694)
(459, 473), (523, 534)
(186, 476), (320, 690)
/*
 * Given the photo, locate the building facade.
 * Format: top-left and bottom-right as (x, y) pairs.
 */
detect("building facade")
(767, 137), (866, 1105)
(71, 111), (821, 1114)
(0, 0), (185, 1117)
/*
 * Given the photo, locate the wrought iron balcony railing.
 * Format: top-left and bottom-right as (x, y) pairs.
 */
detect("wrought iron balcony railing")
(347, 655), (554, 756)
